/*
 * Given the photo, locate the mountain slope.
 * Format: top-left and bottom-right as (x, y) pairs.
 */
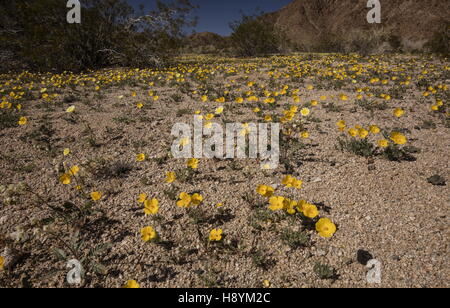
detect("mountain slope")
(267, 0), (449, 52)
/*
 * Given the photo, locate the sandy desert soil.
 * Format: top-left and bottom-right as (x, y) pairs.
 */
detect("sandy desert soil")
(0, 53), (448, 288)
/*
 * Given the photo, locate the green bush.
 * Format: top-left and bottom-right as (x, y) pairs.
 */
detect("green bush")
(425, 23), (450, 56)
(229, 12), (283, 57)
(0, 0), (197, 72)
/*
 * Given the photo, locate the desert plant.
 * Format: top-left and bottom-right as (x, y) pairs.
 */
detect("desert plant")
(229, 12), (283, 57)
(0, 0), (197, 72)
(425, 22), (450, 56)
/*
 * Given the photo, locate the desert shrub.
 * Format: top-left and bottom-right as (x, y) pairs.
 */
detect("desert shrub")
(342, 29), (387, 55)
(314, 263), (337, 280)
(312, 33), (345, 53)
(0, 0), (197, 72)
(425, 22), (450, 56)
(0, 110), (19, 130)
(388, 34), (403, 52)
(338, 137), (375, 158)
(229, 12), (283, 57)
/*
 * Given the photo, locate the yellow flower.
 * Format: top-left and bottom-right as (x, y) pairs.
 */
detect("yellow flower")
(284, 199), (298, 215)
(205, 113), (215, 121)
(358, 128), (369, 139)
(59, 173), (71, 185)
(348, 128), (358, 137)
(256, 185), (274, 198)
(191, 193), (203, 206)
(390, 132), (407, 145)
(136, 102), (144, 109)
(0, 256), (4, 270)
(215, 106), (224, 114)
(144, 198), (159, 215)
(63, 148), (71, 156)
(137, 193), (147, 203)
(292, 178), (303, 189)
(187, 158), (199, 169)
(336, 120), (346, 131)
(177, 192), (192, 208)
(316, 218), (337, 238)
(431, 105), (439, 111)
(166, 171), (176, 183)
(209, 229), (223, 241)
(378, 139), (389, 148)
(300, 108), (310, 116)
(201, 95), (208, 102)
(66, 105), (76, 113)
(320, 95), (327, 101)
(141, 226), (157, 242)
(18, 117), (27, 125)
(235, 97), (244, 103)
(136, 153), (146, 162)
(91, 191), (102, 201)
(339, 94), (349, 101)
(300, 131), (309, 139)
(296, 200), (307, 213)
(123, 280), (140, 288)
(394, 108), (405, 118)
(263, 280), (270, 288)
(282, 175), (294, 187)
(179, 137), (190, 147)
(302, 203), (319, 219)
(269, 196), (285, 211)
(69, 165), (80, 176)
(369, 125), (381, 134)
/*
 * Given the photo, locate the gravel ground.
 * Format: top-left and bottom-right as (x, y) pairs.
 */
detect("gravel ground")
(0, 53), (448, 288)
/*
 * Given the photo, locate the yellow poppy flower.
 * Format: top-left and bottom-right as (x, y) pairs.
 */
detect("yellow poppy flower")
(209, 229), (223, 242)
(144, 198), (159, 215)
(141, 226), (157, 242)
(18, 117), (27, 125)
(91, 191), (102, 201)
(316, 218), (337, 238)
(123, 280), (140, 288)
(136, 153), (146, 162)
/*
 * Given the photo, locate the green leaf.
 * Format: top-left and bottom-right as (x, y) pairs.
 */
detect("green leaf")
(53, 248), (67, 261)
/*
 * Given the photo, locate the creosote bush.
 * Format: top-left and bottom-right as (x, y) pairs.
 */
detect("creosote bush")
(0, 0), (197, 72)
(229, 12), (285, 57)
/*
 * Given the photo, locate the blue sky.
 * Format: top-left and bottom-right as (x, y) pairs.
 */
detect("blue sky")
(126, 0), (292, 35)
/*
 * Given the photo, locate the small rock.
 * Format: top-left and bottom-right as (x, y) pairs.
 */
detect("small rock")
(315, 249), (326, 257)
(357, 249), (373, 265)
(392, 255), (401, 261)
(427, 175), (446, 186)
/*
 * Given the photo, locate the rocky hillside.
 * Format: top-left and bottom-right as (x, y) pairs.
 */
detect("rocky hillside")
(184, 32), (228, 51)
(266, 0), (449, 52)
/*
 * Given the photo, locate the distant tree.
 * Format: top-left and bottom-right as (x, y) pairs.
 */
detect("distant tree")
(229, 11), (283, 57)
(0, 0), (198, 72)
